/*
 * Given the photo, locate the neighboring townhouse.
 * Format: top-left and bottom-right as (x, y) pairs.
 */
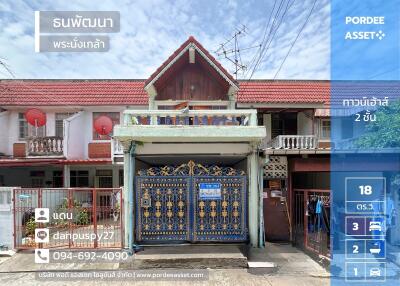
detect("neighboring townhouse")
(0, 37), (333, 252)
(0, 80), (147, 188)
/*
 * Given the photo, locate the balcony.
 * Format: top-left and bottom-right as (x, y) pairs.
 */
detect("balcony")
(263, 135), (319, 152)
(27, 136), (64, 156)
(114, 109), (266, 144)
(123, 109), (257, 126)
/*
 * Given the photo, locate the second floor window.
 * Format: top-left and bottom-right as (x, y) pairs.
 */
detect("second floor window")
(19, 113), (46, 139)
(320, 119), (331, 139)
(55, 113), (74, 138)
(93, 112), (120, 140)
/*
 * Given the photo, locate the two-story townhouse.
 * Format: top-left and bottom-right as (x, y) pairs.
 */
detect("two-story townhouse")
(0, 37), (332, 251)
(0, 80), (147, 190)
(237, 80), (331, 256)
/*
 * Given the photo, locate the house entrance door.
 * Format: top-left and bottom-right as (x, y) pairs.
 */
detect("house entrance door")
(135, 161), (248, 243)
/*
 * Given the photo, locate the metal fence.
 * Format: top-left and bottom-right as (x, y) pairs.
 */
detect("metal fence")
(13, 188), (123, 249)
(293, 189), (330, 258)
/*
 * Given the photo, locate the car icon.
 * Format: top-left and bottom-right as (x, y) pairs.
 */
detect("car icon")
(369, 268), (381, 277)
(369, 221), (382, 232)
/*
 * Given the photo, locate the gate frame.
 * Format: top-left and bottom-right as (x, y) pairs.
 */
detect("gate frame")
(135, 175), (248, 243)
(13, 187), (124, 250)
(293, 188), (331, 257)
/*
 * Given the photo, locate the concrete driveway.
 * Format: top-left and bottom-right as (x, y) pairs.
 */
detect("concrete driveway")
(0, 243), (330, 286)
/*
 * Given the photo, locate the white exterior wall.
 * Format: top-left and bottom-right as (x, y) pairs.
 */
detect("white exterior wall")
(83, 111), (92, 159)
(64, 112), (86, 159)
(263, 114), (272, 142)
(0, 111), (10, 155)
(46, 112), (56, 136)
(0, 187), (14, 249)
(297, 111), (313, 135)
(7, 111), (20, 155)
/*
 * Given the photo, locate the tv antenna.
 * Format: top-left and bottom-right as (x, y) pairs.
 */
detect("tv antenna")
(215, 25), (261, 79)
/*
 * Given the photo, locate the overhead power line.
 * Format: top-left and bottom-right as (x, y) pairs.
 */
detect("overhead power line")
(273, 0), (318, 79)
(247, 0), (295, 80)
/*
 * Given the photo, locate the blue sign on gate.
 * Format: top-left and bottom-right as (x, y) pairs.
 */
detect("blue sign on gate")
(199, 183), (221, 200)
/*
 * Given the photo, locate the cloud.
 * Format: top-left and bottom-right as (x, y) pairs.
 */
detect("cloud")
(0, 0), (330, 80)
(245, 0), (330, 79)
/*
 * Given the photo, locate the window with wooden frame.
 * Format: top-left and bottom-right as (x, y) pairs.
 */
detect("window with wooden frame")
(18, 113), (46, 139)
(320, 119), (331, 139)
(92, 112), (120, 140)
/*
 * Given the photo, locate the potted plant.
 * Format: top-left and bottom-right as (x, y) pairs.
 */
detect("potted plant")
(23, 217), (37, 246)
(25, 217), (37, 237)
(113, 202), (120, 222)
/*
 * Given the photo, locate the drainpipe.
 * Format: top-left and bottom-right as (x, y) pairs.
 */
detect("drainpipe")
(248, 145), (259, 247)
(258, 156), (264, 248)
(258, 154), (269, 248)
(128, 142), (136, 254)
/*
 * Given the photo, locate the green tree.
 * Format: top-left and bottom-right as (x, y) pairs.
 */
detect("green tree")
(355, 100), (400, 148)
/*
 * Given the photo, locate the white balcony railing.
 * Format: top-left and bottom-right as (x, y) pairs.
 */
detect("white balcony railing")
(264, 135), (318, 149)
(27, 136), (64, 156)
(111, 138), (124, 156)
(122, 109), (258, 127)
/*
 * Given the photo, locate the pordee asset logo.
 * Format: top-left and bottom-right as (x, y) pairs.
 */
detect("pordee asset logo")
(344, 16), (386, 40)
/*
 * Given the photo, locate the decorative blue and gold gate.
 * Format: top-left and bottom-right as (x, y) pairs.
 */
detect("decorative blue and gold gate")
(135, 161), (247, 243)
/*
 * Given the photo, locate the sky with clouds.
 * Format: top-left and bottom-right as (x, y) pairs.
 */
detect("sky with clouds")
(0, 0), (330, 80)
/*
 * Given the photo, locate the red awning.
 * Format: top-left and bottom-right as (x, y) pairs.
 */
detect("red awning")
(0, 159), (61, 167)
(0, 158), (112, 167)
(61, 159), (112, 165)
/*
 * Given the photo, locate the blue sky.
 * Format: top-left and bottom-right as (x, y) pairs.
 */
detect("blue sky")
(0, 0), (330, 79)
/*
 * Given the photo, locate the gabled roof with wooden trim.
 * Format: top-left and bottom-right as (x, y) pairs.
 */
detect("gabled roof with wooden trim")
(144, 36), (239, 91)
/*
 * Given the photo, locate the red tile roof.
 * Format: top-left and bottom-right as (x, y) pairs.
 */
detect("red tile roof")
(0, 80), (148, 106)
(0, 79), (330, 106)
(237, 80), (330, 104)
(145, 36), (238, 87)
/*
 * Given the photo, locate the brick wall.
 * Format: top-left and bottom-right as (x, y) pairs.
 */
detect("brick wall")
(88, 142), (111, 158)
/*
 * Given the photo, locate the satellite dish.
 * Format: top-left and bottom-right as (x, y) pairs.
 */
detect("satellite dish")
(25, 108), (46, 127)
(94, 115), (113, 135)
